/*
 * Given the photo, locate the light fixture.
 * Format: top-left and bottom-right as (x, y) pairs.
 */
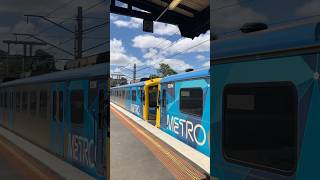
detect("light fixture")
(168, 0), (183, 10)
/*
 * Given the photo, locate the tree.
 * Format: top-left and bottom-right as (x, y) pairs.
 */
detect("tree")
(110, 77), (128, 87)
(157, 63), (177, 77)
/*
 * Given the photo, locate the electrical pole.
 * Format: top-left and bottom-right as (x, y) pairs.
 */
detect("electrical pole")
(76, 6), (83, 59)
(133, 63), (136, 82)
(23, 6), (107, 60)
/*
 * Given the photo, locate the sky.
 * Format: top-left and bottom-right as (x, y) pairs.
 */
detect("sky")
(0, 0), (108, 69)
(110, 12), (210, 81)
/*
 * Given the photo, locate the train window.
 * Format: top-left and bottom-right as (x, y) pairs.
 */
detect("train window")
(0, 92), (2, 107)
(11, 92), (15, 110)
(132, 89), (136, 103)
(223, 82), (297, 174)
(52, 91), (56, 121)
(9, 92), (11, 109)
(180, 88), (203, 116)
(4, 92), (7, 108)
(30, 92), (37, 115)
(58, 91), (63, 122)
(22, 92), (28, 111)
(162, 89), (166, 108)
(16, 92), (21, 112)
(8, 92), (11, 109)
(0, 92), (3, 108)
(140, 89), (144, 104)
(149, 86), (158, 107)
(71, 90), (84, 125)
(39, 91), (48, 118)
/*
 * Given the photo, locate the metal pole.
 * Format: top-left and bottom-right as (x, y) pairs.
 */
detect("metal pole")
(133, 64), (136, 82)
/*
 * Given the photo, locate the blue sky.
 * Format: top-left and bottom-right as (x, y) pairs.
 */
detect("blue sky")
(110, 13), (209, 81)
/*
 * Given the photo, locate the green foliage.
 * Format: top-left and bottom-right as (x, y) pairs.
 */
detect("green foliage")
(157, 63), (177, 77)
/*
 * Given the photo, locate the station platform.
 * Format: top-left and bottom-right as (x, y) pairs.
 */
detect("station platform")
(0, 126), (95, 180)
(110, 102), (209, 180)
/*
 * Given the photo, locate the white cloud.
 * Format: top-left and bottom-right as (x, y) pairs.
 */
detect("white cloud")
(143, 48), (158, 59)
(110, 14), (119, 21)
(110, 38), (125, 54)
(132, 35), (172, 49)
(112, 16), (180, 36)
(202, 61), (210, 68)
(0, 26), (10, 33)
(12, 21), (36, 34)
(146, 58), (193, 72)
(196, 54), (206, 61)
(133, 30), (209, 57)
(110, 38), (142, 66)
(131, 31), (209, 72)
(154, 22), (180, 36)
(168, 31), (210, 54)
(112, 67), (122, 73)
(113, 17), (143, 29)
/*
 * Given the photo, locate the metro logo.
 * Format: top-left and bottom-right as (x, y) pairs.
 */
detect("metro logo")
(69, 134), (95, 169)
(130, 104), (141, 115)
(166, 115), (206, 146)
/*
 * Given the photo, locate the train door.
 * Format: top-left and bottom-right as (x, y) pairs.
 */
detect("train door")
(160, 85), (167, 128)
(67, 80), (97, 175)
(147, 86), (158, 125)
(143, 78), (161, 126)
(51, 82), (65, 157)
(91, 79), (107, 176)
(8, 88), (14, 129)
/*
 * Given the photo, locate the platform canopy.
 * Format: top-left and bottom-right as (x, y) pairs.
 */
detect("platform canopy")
(110, 0), (209, 38)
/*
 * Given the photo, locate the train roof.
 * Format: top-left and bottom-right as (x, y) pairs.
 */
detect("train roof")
(160, 69), (209, 83)
(0, 63), (108, 87)
(111, 81), (145, 89)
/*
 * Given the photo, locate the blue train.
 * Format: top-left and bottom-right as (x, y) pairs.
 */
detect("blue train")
(159, 69), (210, 156)
(0, 63), (108, 179)
(111, 69), (210, 157)
(210, 0), (320, 179)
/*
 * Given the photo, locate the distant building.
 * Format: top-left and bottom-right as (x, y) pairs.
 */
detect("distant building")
(0, 49), (57, 82)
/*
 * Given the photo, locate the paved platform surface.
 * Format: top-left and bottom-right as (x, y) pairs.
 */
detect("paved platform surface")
(111, 105), (208, 180)
(0, 133), (62, 180)
(110, 102), (210, 174)
(0, 150), (25, 179)
(0, 127), (94, 180)
(110, 112), (175, 180)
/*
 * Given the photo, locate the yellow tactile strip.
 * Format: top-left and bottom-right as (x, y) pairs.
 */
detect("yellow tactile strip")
(111, 106), (208, 180)
(0, 134), (64, 180)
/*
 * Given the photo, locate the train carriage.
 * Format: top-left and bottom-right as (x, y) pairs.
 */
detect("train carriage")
(0, 63), (108, 179)
(111, 82), (145, 119)
(159, 69), (210, 157)
(211, 1), (320, 178)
